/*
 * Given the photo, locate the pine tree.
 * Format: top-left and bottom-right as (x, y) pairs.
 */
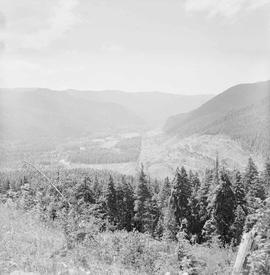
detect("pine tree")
(169, 167), (192, 229)
(92, 175), (101, 201)
(115, 182), (124, 228)
(105, 175), (117, 226)
(74, 177), (95, 205)
(159, 177), (171, 208)
(189, 171), (200, 194)
(152, 178), (160, 195)
(196, 169), (212, 240)
(162, 205), (178, 240)
(210, 171), (236, 245)
(121, 176), (134, 231)
(144, 194), (160, 236)
(244, 158), (266, 211)
(188, 188), (201, 238)
(214, 152), (220, 186)
(244, 158), (264, 198)
(202, 216), (217, 242)
(134, 165), (152, 232)
(263, 158), (270, 196)
(233, 171), (247, 208)
(230, 205), (246, 245)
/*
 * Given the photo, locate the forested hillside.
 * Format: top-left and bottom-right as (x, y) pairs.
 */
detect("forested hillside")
(165, 81), (270, 156)
(0, 158), (269, 274)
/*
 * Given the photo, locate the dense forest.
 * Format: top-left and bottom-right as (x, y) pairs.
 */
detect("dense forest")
(0, 157), (269, 274)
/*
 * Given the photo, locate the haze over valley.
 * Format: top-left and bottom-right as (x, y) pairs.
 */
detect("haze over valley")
(1, 80), (269, 177)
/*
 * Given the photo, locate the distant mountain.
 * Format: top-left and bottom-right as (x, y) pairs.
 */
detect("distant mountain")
(0, 88), (144, 143)
(0, 88), (210, 141)
(0, 88), (211, 144)
(164, 80), (270, 156)
(67, 90), (212, 126)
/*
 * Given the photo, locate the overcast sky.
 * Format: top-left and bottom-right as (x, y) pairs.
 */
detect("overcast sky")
(0, 0), (269, 94)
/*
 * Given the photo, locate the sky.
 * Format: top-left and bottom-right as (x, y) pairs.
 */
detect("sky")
(0, 0), (269, 95)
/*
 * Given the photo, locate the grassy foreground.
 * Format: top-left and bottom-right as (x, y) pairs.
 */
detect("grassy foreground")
(0, 203), (235, 275)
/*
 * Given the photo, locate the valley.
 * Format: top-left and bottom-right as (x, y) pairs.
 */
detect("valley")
(0, 80), (269, 179)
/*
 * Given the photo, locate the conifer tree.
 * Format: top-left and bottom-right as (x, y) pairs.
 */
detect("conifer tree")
(202, 215), (217, 242)
(134, 165), (152, 232)
(121, 176), (134, 231)
(197, 169), (212, 229)
(263, 158), (270, 195)
(105, 175), (117, 225)
(214, 152), (220, 186)
(169, 167), (191, 229)
(233, 171), (247, 209)
(152, 178), (160, 195)
(230, 205), (246, 245)
(244, 158), (266, 211)
(155, 177), (171, 238)
(74, 177), (95, 205)
(159, 177), (171, 208)
(92, 175), (101, 201)
(115, 182), (125, 228)
(209, 171), (235, 244)
(188, 182), (201, 238)
(144, 194), (160, 236)
(189, 171), (200, 194)
(162, 205), (178, 240)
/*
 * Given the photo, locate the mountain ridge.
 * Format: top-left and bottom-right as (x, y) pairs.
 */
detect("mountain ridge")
(164, 80), (270, 156)
(0, 88), (212, 143)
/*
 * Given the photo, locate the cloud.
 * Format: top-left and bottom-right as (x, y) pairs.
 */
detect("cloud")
(0, 0), (81, 51)
(184, 0), (270, 18)
(21, 0), (80, 49)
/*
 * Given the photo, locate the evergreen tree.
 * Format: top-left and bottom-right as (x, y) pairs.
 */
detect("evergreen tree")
(92, 175), (101, 201)
(196, 169), (212, 240)
(244, 158), (266, 211)
(105, 175), (117, 225)
(230, 205), (246, 245)
(74, 177), (95, 205)
(263, 158), (270, 195)
(152, 178), (160, 195)
(214, 152), (220, 186)
(188, 184), (201, 239)
(209, 171), (236, 245)
(121, 176), (134, 231)
(189, 171), (200, 194)
(202, 216), (217, 242)
(159, 177), (171, 208)
(144, 194), (160, 236)
(134, 165), (152, 232)
(233, 171), (247, 208)
(169, 167), (192, 229)
(115, 182), (125, 228)
(162, 205), (178, 240)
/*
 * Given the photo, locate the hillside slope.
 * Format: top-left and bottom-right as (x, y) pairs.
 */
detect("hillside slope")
(0, 89), (145, 143)
(67, 90), (212, 126)
(164, 80), (270, 156)
(139, 132), (264, 179)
